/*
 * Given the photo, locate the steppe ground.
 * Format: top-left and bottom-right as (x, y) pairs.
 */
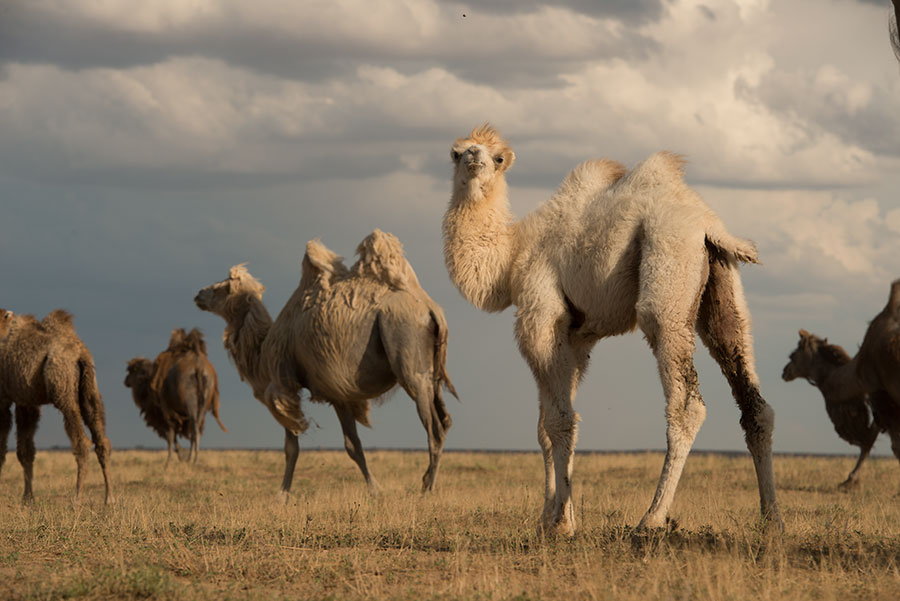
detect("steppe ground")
(2, 449), (900, 600)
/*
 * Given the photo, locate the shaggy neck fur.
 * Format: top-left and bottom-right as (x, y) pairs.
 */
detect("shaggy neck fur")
(443, 175), (517, 312)
(222, 293), (274, 387)
(807, 344), (863, 403)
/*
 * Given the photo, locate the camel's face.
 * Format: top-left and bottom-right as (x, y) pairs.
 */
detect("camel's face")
(782, 330), (820, 382)
(451, 125), (515, 190)
(194, 277), (233, 314)
(124, 358), (152, 388)
(195, 265), (264, 315)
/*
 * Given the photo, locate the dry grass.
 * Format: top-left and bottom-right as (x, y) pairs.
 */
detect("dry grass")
(2, 448), (900, 600)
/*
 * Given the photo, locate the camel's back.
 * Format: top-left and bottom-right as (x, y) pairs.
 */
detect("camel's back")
(857, 286), (900, 393)
(0, 315), (86, 401)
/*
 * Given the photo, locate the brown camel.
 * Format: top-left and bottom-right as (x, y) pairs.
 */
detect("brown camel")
(194, 230), (456, 496)
(0, 308), (112, 504)
(125, 328), (226, 464)
(782, 331), (879, 487)
(783, 280), (900, 488)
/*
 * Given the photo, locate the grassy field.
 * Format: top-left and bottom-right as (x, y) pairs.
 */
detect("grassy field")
(1, 449), (900, 600)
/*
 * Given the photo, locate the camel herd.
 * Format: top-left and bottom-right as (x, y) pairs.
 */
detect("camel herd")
(1, 124), (899, 538)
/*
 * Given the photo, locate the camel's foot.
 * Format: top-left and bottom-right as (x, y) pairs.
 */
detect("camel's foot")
(537, 510), (576, 539)
(837, 477), (860, 490)
(636, 512), (667, 531)
(277, 489), (292, 506)
(756, 507), (785, 534)
(21, 493), (34, 506)
(368, 479), (381, 497)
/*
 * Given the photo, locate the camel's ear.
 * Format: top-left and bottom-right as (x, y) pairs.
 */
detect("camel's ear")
(496, 148), (515, 173)
(798, 329), (810, 339)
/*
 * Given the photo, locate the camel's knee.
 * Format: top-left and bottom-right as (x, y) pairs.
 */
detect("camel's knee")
(740, 398), (775, 452)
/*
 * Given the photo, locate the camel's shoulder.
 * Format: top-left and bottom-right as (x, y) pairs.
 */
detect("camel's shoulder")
(350, 229), (419, 292)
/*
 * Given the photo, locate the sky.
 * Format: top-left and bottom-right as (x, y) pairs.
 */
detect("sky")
(1, 0), (900, 461)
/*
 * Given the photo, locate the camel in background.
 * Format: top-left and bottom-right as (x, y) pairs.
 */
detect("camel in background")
(195, 230), (455, 496)
(783, 280), (900, 489)
(0, 308), (112, 504)
(442, 124), (778, 535)
(125, 328), (226, 464)
(783, 331), (879, 487)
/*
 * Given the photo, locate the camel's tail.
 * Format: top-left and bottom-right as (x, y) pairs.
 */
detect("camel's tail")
(705, 224), (760, 265)
(198, 367), (227, 433)
(77, 354), (109, 447)
(430, 306), (458, 401)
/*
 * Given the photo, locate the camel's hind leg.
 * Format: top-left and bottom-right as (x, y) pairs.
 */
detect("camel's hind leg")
(635, 243), (709, 530)
(0, 403), (11, 479)
(696, 255), (781, 527)
(15, 405), (40, 504)
(378, 312), (450, 493)
(334, 403), (379, 495)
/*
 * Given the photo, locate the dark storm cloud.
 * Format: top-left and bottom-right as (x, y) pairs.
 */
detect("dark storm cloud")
(0, 1), (661, 89)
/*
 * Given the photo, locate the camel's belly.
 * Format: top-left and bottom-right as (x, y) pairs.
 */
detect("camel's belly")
(295, 308), (397, 402)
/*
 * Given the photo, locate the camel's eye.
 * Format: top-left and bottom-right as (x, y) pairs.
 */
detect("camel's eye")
(494, 155), (504, 164)
(451, 150), (461, 162)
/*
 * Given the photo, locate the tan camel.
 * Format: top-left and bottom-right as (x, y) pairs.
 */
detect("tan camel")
(0, 308), (112, 504)
(125, 328), (226, 465)
(782, 331), (880, 487)
(442, 125), (779, 535)
(194, 230), (456, 495)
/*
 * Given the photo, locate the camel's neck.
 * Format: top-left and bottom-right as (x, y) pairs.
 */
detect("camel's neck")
(810, 355), (864, 404)
(443, 177), (517, 312)
(129, 376), (153, 406)
(223, 294), (273, 390)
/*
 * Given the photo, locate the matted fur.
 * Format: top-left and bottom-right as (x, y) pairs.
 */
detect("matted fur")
(195, 233), (456, 495)
(0, 308), (112, 504)
(443, 125), (777, 536)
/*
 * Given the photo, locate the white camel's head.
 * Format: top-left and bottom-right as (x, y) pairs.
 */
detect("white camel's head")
(194, 263), (266, 317)
(450, 124), (515, 195)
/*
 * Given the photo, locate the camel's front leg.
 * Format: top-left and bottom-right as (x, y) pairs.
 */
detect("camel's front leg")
(516, 303), (588, 538)
(537, 404), (556, 528)
(334, 403), (380, 495)
(840, 431), (876, 489)
(0, 403), (11, 480)
(165, 425), (177, 466)
(281, 428), (300, 496)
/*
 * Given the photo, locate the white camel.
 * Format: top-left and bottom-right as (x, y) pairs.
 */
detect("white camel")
(442, 124), (780, 535)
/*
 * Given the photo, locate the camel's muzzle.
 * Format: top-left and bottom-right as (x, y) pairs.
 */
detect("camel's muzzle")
(781, 364), (796, 382)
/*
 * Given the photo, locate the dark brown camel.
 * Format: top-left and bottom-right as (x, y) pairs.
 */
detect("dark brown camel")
(783, 280), (900, 488)
(0, 308), (112, 504)
(125, 358), (190, 462)
(125, 328), (227, 464)
(782, 330), (879, 487)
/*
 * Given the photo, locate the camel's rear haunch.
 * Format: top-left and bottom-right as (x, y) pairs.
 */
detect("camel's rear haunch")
(0, 308), (113, 504)
(125, 328), (227, 465)
(194, 229), (455, 496)
(784, 280), (900, 490)
(443, 124), (779, 536)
